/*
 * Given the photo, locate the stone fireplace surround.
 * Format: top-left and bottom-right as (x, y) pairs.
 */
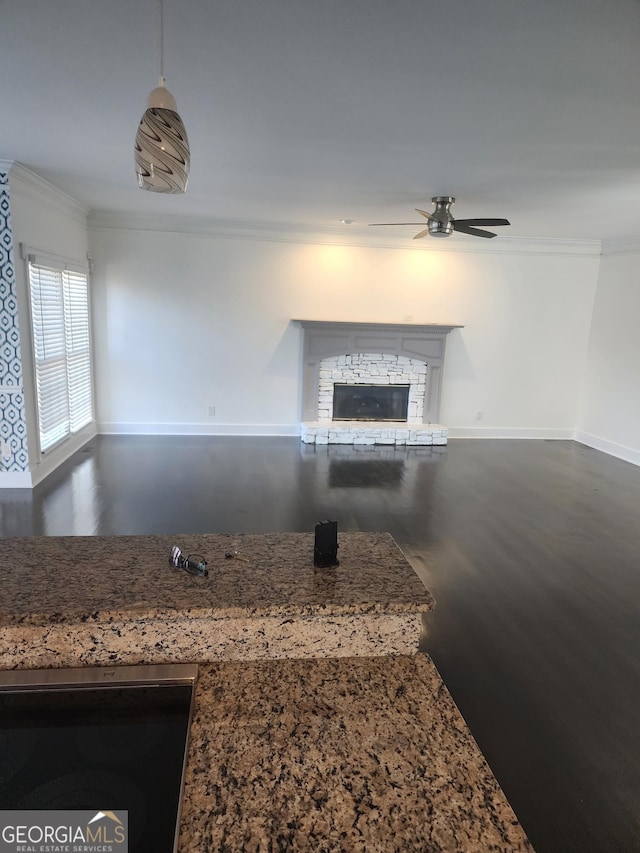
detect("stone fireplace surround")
(320, 353), (425, 421)
(294, 321), (462, 446)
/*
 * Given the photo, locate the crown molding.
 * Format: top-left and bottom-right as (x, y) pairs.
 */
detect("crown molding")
(600, 235), (640, 256)
(0, 161), (90, 223)
(87, 210), (602, 257)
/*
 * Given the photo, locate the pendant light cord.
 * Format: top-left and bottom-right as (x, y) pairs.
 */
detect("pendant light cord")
(159, 0), (165, 84)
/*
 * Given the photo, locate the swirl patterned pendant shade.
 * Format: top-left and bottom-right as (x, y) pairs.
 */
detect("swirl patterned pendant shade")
(135, 81), (190, 193)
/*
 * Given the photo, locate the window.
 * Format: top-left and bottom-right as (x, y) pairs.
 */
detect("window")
(27, 256), (93, 453)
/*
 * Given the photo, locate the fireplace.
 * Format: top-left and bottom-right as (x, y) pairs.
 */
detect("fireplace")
(333, 383), (410, 422)
(294, 320), (463, 446)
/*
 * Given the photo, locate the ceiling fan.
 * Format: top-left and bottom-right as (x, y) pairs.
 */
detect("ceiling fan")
(369, 196), (510, 239)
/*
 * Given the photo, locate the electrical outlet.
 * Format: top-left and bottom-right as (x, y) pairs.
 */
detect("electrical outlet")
(207, 405), (216, 416)
(476, 410), (483, 421)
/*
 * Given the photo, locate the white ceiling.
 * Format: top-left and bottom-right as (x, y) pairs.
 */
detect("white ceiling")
(2, 0), (640, 243)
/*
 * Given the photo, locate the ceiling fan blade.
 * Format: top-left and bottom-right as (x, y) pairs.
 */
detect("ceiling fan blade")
(413, 228), (431, 240)
(453, 223), (497, 238)
(368, 222), (426, 226)
(454, 218), (510, 227)
(415, 208), (436, 221)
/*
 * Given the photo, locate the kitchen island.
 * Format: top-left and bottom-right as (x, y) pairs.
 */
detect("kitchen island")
(0, 532), (433, 668)
(0, 532), (533, 851)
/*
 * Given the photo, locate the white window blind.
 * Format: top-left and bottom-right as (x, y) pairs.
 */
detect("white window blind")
(28, 259), (94, 453)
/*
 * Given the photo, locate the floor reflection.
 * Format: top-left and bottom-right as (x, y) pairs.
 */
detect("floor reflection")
(32, 450), (100, 536)
(328, 459), (406, 488)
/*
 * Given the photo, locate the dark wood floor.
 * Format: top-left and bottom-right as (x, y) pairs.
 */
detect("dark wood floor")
(3, 435), (640, 853)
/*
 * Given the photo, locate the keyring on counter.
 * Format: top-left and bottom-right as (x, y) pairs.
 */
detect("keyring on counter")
(170, 546), (208, 577)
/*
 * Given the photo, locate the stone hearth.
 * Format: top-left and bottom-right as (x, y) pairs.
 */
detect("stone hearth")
(300, 422), (448, 446)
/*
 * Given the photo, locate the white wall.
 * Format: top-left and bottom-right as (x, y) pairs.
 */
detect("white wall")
(577, 249), (640, 465)
(7, 167), (95, 486)
(89, 223), (600, 438)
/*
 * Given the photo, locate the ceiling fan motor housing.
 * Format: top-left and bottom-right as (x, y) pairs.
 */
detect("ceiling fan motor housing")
(429, 196), (455, 237)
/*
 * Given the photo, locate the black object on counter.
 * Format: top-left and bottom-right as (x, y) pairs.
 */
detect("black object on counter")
(314, 520), (339, 567)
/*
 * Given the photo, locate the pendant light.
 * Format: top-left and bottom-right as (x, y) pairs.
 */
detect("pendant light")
(135, 0), (190, 193)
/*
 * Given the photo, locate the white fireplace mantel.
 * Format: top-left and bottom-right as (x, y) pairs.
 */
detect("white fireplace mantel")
(294, 320), (463, 424)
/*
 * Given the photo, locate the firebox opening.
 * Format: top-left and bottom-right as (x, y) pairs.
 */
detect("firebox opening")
(333, 383), (410, 422)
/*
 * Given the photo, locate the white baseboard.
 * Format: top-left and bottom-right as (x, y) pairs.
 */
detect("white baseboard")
(97, 422), (301, 437)
(100, 423), (576, 440)
(0, 470), (34, 488)
(574, 431), (640, 467)
(447, 427), (574, 440)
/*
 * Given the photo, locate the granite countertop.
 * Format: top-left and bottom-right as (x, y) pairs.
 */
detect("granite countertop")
(178, 654), (534, 853)
(0, 532), (433, 626)
(0, 533), (434, 667)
